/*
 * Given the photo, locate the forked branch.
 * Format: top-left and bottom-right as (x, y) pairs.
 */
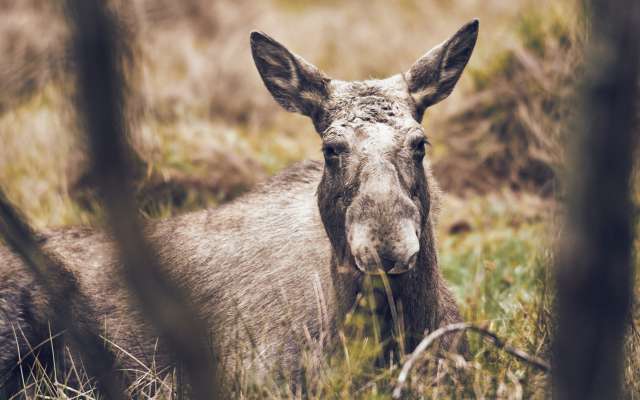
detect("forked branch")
(392, 322), (550, 398)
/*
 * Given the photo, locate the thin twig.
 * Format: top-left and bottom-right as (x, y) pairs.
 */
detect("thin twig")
(392, 322), (550, 399)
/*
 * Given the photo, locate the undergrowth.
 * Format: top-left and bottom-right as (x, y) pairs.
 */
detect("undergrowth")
(1, 0), (639, 398)
(6, 194), (557, 399)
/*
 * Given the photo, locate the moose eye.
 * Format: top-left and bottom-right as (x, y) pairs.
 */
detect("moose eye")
(410, 136), (427, 159)
(322, 141), (348, 162)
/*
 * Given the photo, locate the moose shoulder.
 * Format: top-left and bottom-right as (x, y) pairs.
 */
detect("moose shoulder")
(0, 20), (479, 387)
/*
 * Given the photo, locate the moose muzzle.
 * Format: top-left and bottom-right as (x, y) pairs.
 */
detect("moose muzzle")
(348, 218), (420, 275)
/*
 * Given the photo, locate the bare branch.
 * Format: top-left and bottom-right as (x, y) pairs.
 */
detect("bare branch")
(0, 191), (126, 399)
(392, 322), (550, 399)
(64, 1), (220, 398)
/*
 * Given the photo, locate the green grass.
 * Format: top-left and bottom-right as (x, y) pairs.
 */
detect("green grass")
(2, 0), (638, 397)
(236, 195), (555, 399)
(437, 195), (552, 398)
(12, 195), (640, 398)
(4, 192), (557, 399)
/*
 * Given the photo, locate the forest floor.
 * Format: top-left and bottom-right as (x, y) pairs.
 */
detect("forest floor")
(1, 0), (638, 398)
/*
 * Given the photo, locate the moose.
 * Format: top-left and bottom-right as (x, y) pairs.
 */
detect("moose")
(0, 20), (479, 390)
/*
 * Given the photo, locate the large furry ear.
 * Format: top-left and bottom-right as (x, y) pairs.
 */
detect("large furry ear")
(405, 19), (479, 120)
(251, 31), (330, 119)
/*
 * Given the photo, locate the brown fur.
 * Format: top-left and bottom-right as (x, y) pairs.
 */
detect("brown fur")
(0, 20), (479, 389)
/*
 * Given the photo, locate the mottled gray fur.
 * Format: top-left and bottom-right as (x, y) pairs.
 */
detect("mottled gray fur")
(0, 20), (478, 388)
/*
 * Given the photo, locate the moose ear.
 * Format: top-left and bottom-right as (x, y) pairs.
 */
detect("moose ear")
(251, 31), (330, 119)
(405, 19), (479, 120)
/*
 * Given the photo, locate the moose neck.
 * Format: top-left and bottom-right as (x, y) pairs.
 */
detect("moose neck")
(395, 216), (441, 348)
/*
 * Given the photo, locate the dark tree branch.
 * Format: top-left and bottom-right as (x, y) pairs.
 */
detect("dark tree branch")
(64, 1), (220, 399)
(0, 191), (126, 399)
(553, 1), (640, 399)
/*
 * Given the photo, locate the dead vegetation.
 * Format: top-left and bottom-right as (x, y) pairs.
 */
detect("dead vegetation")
(431, 2), (585, 197)
(1, 0), (639, 398)
(0, 0), (593, 223)
(0, 0), (540, 225)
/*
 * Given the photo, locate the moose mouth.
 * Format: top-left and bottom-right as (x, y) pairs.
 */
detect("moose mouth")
(346, 217), (421, 277)
(351, 253), (417, 276)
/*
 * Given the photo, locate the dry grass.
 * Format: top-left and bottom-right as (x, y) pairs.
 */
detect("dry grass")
(431, 1), (586, 196)
(3, 193), (556, 399)
(0, 0), (534, 227)
(0, 0), (639, 398)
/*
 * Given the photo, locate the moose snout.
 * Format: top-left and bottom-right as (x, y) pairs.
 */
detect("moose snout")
(348, 220), (420, 275)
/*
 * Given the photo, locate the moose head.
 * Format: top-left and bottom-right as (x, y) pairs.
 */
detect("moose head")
(251, 20), (478, 275)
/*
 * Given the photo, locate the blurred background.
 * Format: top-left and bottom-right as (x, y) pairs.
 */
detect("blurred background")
(0, 0), (638, 397)
(0, 0), (580, 225)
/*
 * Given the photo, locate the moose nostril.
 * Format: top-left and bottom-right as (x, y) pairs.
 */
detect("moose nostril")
(384, 228), (420, 274)
(378, 247), (418, 272)
(379, 252), (396, 271)
(386, 250), (419, 275)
